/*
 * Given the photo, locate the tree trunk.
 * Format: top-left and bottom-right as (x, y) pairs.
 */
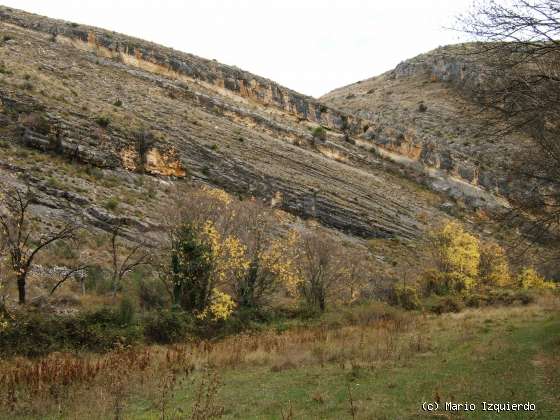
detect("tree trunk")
(17, 274), (26, 304)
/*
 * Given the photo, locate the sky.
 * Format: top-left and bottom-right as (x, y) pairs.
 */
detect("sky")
(3, 0), (474, 97)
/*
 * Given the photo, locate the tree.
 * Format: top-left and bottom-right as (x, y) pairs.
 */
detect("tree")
(295, 230), (340, 312)
(168, 221), (216, 313)
(165, 187), (300, 312)
(109, 221), (151, 296)
(457, 0), (560, 245)
(426, 221), (480, 293)
(337, 247), (373, 304)
(479, 241), (511, 286)
(164, 219), (237, 320)
(134, 129), (156, 172)
(227, 203), (300, 310)
(0, 185), (78, 304)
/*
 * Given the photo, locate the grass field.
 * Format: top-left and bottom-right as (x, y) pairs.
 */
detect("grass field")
(2, 298), (558, 419)
(125, 303), (560, 419)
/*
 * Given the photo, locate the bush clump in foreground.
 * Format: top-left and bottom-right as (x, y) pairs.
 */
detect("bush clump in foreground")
(0, 308), (142, 357)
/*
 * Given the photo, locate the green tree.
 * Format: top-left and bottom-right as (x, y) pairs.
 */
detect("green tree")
(169, 222), (215, 313)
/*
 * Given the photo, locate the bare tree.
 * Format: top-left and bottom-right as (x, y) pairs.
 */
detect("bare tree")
(229, 201), (291, 309)
(296, 230), (340, 312)
(109, 221), (151, 296)
(457, 0), (560, 246)
(0, 239), (8, 310)
(0, 185), (78, 304)
(337, 247), (373, 304)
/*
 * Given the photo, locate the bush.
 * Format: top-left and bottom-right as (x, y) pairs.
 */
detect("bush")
(118, 297), (137, 325)
(103, 197), (120, 211)
(517, 291), (534, 305)
(428, 296), (464, 314)
(423, 270), (473, 295)
(517, 267), (556, 290)
(143, 310), (193, 344)
(463, 288), (534, 308)
(464, 292), (487, 308)
(0, 309), (142, 357)
(136, 276), (168, 310)
(95, 116), (111, 128)
(311, 126), (327, 141)
(390, 284), (421, 310)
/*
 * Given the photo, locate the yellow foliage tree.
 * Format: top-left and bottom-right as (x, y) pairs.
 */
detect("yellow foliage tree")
(479, 241), (511, 286)
(427, 221), (480, 293)
(197, 288), (236, 321)
(517, 267), (556, 290)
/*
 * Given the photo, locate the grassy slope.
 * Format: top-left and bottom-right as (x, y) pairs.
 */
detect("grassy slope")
(123, 304), (560, 420)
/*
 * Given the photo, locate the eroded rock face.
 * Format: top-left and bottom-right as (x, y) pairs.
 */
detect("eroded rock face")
(120, 146), (186, 177)
(0, 7), (517, 214)
(0, 7), (510, 241)
(321, 45), (537, 209)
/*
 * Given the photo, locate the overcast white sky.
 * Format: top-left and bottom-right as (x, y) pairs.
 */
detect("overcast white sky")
(3, 0), (474, 97)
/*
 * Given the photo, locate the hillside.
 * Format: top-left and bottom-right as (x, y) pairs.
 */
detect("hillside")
(0, 6), (437, 240)
(321, 44), (534, 207)
(0, 7), (518, 249)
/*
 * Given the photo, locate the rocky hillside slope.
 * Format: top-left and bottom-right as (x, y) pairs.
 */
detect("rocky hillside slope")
(0, 5), (466, 243)
(321, 44), (533, 208)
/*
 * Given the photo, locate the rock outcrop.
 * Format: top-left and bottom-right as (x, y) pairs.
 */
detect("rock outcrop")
(322, 45), (532, 209)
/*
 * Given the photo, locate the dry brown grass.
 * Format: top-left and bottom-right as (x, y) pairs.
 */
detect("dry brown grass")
(0, 309), (425, 418)
(0, 344), (193, 418)
(0, 299), (557, 418)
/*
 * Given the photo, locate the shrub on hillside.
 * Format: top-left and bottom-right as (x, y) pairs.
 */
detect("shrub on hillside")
(95, 116), (110, 128)
(311, 126), (327, 141)
(517, 267), (556, 290)
(390, 284), (421, 310)
(479, 241), (511, 286)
